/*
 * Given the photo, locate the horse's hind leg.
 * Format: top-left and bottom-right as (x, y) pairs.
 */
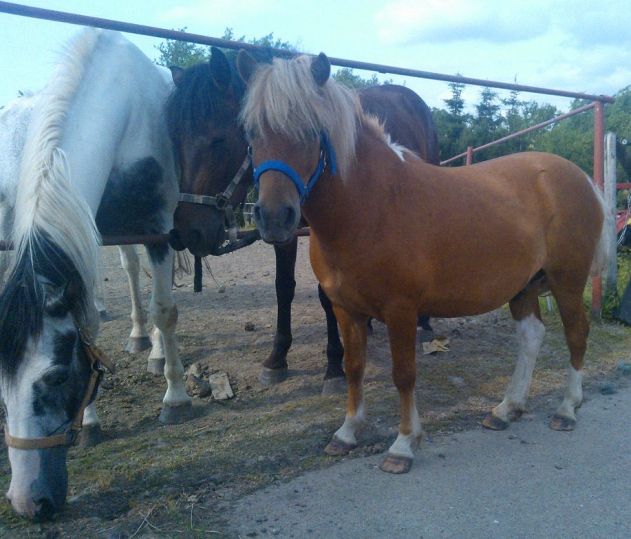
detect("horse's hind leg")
(145, 245), (192, 424)
(259, 239), (297, 385)
(483, 282), (545, 431)
(118, 245), (152, 355)
(318, 284), (346, 395)
(380, 307), (422, 474)
(548, 283), (589, 431)
(324, 307), (368, 457)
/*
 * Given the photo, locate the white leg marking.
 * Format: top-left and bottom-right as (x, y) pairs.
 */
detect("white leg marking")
(493, 314), (545, 422)
(82, 401), (100, 427)
(147, 248), (190, 407)
(388, 396), (423, 459)
(119, 245), (149, 341)
(555, 367), (583, 420)
(148, 326), (165, 361)
(334, 403), (365, 446)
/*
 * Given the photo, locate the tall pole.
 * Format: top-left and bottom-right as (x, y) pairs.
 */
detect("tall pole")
(591, 102), (605, 319)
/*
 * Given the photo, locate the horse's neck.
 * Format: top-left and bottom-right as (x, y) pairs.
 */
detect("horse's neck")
(303, 128), (398, 243)
(0, 98), (33, 199)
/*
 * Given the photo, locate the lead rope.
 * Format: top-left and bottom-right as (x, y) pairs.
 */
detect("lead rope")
(194, 255), (203, 293)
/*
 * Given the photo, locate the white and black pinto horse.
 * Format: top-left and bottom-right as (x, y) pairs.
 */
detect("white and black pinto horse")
(0, 28), (191, 520)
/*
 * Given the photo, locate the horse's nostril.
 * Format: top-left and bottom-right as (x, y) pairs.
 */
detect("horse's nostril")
(253, 204), (262, 224)
(284, 206), (296, 227)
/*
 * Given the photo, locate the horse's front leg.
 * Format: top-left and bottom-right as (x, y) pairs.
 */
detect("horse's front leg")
(380, 306), (423, 474)
(118, 245), (152, 354)
(318, 284), (346, 395)
(145, 245), (192, 424)
(259, 238), (298, 385)
(78, 401), (101, 447)
(324, 306), (368, 456)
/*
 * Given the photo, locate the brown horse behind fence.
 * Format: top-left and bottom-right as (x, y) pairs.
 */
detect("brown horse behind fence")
(238, 51), (606, 474)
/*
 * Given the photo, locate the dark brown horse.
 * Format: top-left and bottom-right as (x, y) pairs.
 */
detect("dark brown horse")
(166, 48), (438, 392)
(238, 51), (606, 474)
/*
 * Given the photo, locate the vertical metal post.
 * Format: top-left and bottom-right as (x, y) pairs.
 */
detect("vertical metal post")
(466, 146), (473, 165)
(604, 132), (618, 299)
(591, 101), (605, 319)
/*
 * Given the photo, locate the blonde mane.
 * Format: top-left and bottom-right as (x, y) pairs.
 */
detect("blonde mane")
(240, 55), (363, 179)
(13, 28), (103, 337)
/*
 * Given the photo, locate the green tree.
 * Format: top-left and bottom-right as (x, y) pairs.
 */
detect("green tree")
(333, 68), (380, 90)
(433, 80), (472, 162)
(154, 27), (208, 67)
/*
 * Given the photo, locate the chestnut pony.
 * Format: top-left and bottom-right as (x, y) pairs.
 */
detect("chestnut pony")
(166, 47), (438, 391)
(238, 51), (606, 473)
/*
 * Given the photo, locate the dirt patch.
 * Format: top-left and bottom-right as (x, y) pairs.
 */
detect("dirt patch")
(1, 239), (630, 537)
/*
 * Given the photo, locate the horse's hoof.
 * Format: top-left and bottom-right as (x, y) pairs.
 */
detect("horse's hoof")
(417, 329), (435, 343)
(158, 401), (194, 424)
(99, 310), (113, 322)
(78, 424), (101, 448)
(324, 436), (356, 456)
(549, 414), (576, 431)
(482, 413), (510, 431)
(380, 453), (413, 474)
(259, 366), (288, 386)
(147, 357), (165, 375)
(321, 377), (347, 396)
(125, 336), (152, 354)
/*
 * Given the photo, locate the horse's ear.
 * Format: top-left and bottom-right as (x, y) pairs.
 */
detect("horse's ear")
(311, 53), (331, 87)
(169, 66), (185, 87)
(236, 50), (258, 85)
(209, 47), (231, 90)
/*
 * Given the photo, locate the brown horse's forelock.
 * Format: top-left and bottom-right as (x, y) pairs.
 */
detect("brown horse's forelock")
(240, 55), (361, 179)
(165, 60), (245, 148)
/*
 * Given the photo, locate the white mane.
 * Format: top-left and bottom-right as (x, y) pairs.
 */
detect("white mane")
(13, 28), (103, 336)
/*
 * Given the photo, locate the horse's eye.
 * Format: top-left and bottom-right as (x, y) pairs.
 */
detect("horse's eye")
(41, 367), (70, 387)
(209, 136), (225, 147)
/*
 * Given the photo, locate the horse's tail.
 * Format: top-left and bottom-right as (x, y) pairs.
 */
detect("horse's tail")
(589, 177), (613, 277)
(11, 28), (102, 338)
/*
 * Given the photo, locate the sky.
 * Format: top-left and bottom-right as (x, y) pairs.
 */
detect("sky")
(1, 0), (630, 113)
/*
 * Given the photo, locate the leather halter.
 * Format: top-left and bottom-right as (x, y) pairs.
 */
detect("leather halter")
(252, 132), (337, 205)
(177, 154), (252, 244)
(3, 330), (115, 450)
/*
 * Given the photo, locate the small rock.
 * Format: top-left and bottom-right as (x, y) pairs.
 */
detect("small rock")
(245, 321), (256, 332)
(448, 375), (466, 388)
(186, 362), (202, 377)
(186, 374), (212, 398)
(209, 372), (234, 400)
(600, 382), (617, 395)
(616, 361), (631, 376)
(218, 285), (226, 294)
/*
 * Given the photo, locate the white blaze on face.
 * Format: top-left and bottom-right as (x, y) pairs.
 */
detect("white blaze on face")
(6, 448), (41, 518)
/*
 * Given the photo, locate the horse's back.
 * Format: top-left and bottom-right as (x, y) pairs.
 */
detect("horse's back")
(359, 84), (439, 164)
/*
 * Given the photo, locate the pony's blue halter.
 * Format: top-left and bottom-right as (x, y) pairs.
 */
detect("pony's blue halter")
(252, 132), (337, 205)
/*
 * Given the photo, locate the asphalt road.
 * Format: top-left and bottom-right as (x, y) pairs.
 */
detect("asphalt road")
(227, 381), (631, 539)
